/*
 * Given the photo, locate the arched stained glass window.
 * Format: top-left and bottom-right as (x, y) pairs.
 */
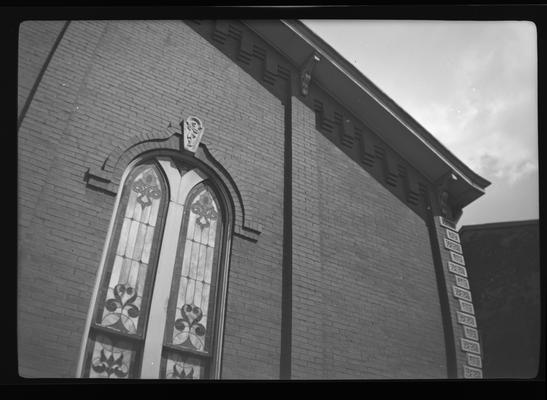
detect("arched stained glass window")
(79, 156), (230, 379)
(161, 183), (222, 379)
(82, 162), (168, 378)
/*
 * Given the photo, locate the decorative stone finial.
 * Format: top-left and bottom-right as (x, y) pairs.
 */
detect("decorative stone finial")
(182, 116), (204, 153)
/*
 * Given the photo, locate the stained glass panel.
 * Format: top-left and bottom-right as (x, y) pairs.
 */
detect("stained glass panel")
(95, 164), (165, 337)
(84, 159), (228, 379)
(164, 184), (221, 355)
(84, 332), (139, 379)
(160, 350), (206, 379)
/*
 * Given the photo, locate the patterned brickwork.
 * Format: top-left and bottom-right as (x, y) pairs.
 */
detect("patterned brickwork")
(19, 19), (462, 380)
(187, 20), (428, 221)
(435, 217), (483, 378)
(291, 97), (447, 379)
(18, 20), (284, 379)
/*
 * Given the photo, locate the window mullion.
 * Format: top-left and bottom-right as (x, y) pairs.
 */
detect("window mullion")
(140, 167), (205, 379)
(140, 199), (185, 378)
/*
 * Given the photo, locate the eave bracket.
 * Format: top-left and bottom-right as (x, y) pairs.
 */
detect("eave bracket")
(300, 52), (321, 97)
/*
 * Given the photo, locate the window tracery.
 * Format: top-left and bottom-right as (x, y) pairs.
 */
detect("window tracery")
(81, 157), (228, 379)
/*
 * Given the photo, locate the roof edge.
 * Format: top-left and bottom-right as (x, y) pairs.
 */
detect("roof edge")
(459, 219), (539, 233)
(281, 20), (491, 192)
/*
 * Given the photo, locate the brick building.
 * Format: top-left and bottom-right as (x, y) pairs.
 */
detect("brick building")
(17, 20), (491, 379)
(459, 220), (541, 379)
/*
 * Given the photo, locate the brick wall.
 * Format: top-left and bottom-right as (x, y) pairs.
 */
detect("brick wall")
(18, 20), (66, 117)
(18, 21), (114, 378)
(431, 217), (484, 378)
(19, 19), (453, 380)
(18, 20), (284, 379)
(291, 96), (447, 379)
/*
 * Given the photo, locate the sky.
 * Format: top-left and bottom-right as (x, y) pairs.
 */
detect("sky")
(302, 20), (538, 227)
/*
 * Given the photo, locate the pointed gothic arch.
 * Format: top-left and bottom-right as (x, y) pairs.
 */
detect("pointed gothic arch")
(78, 150), (236, 379)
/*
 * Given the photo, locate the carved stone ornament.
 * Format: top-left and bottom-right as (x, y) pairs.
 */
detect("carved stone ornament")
(300, 53), (320, 97)
(183, 116), (205, 153)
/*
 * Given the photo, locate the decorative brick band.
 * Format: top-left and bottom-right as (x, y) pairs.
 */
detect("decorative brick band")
(461, 338), (481, 355)
(459, 299), (475, 315)
(453, 286), (472, 302)
(444, 238), (463, 253)
(85, 120), (262, 243)
(85, 122), (181, 194)
(449, 251), (465, 265)
(439, 216), (483, 378)
(439, 216), (457, 230)
(188, 20), (430, 219)
(455, 275), (470, 289)
(446, 229), (460, 243)
(310, 91), (428, 216)
(467, 353), (482, 369)
(448, 261), (467, 277)
(463, 326), (479, 341)
(463, 365), (483, 378)
(456, 311), (477, 328)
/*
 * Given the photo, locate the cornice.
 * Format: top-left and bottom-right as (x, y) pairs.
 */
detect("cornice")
(245, 19), (491, 210)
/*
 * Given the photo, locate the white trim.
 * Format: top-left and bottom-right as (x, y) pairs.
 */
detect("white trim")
(140, 201), (185, 378)
(176, 169), (206, 204)
(140, 168), (204, 378)
(211, 219), (233, 379)
(75, 158), (141, 378)
(158, 157), (182, 202)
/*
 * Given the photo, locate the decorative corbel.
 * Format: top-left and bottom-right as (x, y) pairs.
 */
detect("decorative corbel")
(436, 172), (459, 219)
(439, 190), (450, 218)
(300, 52), (320, 96)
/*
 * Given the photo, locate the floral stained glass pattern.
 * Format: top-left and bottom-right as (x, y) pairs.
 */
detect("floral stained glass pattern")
(97, 165), (164, 336)
(83, 159), (228, 379)
(86, 333), (138, 379)
(166, 187), (220, 354)
(161, 351), (205, 379)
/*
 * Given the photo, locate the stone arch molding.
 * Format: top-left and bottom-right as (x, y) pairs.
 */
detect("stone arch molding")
(85, 116), (261, 242)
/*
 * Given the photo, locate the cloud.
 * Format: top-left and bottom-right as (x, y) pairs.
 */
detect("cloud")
(458, 167), (538, 227)
(468, 152), (535, 185)
(402, 22), (538, 186)
(304, 20), (538, 223)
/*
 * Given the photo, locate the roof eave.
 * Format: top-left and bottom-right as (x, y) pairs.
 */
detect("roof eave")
(244, 19), (491, 209)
